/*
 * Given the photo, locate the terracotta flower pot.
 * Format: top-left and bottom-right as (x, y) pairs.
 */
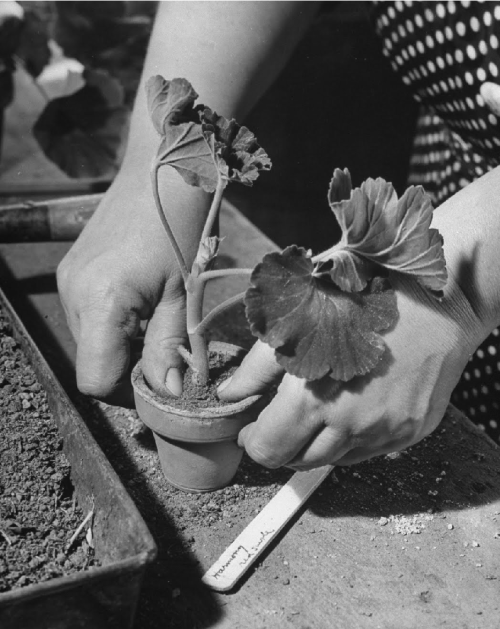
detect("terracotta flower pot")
(131, 342), (264, 492)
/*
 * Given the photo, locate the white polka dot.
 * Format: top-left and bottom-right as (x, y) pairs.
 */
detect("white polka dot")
(463, 391), (469, 400)
(388, 6), (396, 19)
(479, 119), (487, 130)
(481, 385), (489, 395)
(472, 387), (479, 397)
(395, 1), (404, 11)
(477, 349), (485, 359)
(474, 368), (481, 378)
(467, 45), (477, 60)
(440, 80), (448, 92)
(477, 68), (487, 82)
(490, 34), (499, 49)
(402, 75), (411, 85)
(391, 30), (399, 44)
(490, 419), (498, 429)
(489, 112), (498, 125)
(415, 14), (424, 28)
(462, 1), (470, 8)
(395, 55), (404, 66)
(485, 138), (494, 149)
(426, 35), (435, 48)
(409, 44), (416, 57)
(445, 25), (454, 40)
(406, 19), (414, 34)
(398, 24), (406, 38)
(448, 77), (455, 88)
(493, 328), (499, 336)
(435, 30), (445, 45)
(470, 408), (477, 416)
(495, 5), (500, 20)
(437, 56), (445, 69)
(479, 40), (488, 56)
(488, 345), (497, 355)
(428, 60), (436, 73)
(476, 92), (485, 106)
(425, 8), (434, 22)
(465, 71), (474, 85)
(447, 1), (456, 14)
(436, 3), (445, 18)
(489, 62), (499, 77)
(456, 21), (466, 37)
(402, 49), (409, 61)
(479, 404), (487, 413)
(484, 11), (492, 27)
(455, 76), (463, 88)
(485, 365), (492, 375)
(455, 49), (464, 63)
(470, 16), (480, 32)
(446, 52), (453, 65)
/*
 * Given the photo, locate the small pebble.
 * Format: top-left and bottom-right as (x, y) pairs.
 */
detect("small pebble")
(447, 524), (454, 530)
(378, 517), (388, 526)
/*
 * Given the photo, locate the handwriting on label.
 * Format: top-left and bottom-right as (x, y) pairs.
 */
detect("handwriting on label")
(210, 529), (275, 580)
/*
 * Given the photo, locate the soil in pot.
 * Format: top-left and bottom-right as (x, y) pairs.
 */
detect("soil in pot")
(0, 309), (99, 593)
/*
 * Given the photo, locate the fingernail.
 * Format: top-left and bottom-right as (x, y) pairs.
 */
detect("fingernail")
(217, 375), (233, 395)
(165, 368), (183, 397)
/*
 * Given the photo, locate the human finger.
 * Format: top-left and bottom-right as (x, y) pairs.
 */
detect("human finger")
(141, 295), (188, 397)
(218, 340), (284, 401)
(75, 299), (141, 407)
(236, 374), (325, 468)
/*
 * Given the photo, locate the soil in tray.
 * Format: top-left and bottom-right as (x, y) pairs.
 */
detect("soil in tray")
(0, 311), (99, 593)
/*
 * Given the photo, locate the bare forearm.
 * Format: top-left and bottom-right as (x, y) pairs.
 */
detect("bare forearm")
(122, 1), (319, 172)
(432, 166), (500, 339)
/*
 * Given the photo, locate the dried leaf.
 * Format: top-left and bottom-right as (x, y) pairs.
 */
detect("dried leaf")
(202, 109), (272, 185)
(245, 246), (397, 381)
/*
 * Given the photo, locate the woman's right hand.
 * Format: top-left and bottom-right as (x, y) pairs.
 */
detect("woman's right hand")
(57, 165), (211, 407)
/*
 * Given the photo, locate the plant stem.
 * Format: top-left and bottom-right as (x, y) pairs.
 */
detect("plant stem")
(151, 163), (189, 282)
(193, 291), (247, 337)
(311, 241), (344, 264)
(184, 175), (230, 385)
(197, 268), (253, 284)
(201, 176), (226, 243)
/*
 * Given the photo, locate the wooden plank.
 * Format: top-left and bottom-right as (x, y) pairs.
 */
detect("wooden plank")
(0, 205), (499, 628)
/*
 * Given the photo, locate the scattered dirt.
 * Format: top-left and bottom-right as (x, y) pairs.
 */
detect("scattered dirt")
(74, 394), (500, 628)
(0, 310), (99, 593)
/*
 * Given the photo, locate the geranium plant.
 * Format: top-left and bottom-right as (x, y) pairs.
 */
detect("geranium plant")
(146, 75), (447, 392)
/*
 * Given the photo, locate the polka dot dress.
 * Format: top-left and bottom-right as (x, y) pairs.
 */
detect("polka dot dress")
(371, 1), (500, 444)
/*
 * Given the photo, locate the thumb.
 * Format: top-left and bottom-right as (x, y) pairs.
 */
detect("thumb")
(218, 340), (284, 401)
(141, 295), (188, 397)
(75, 301), (141, 407)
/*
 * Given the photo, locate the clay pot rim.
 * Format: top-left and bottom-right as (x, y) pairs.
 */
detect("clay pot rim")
(131, 359), (261, 421)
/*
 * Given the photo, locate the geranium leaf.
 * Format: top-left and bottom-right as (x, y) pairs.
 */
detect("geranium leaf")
(146, 76), (219, 191)
(202, 108), (272, 186)
(146, 75), (200, 135)
(245, 246), (397, 381)
(328, 167), (352, 203)
(145, 76), (271, 192)
(314, 251), (374, 292)
(327, 176), (447, 294)
(33, 68), (128, 179)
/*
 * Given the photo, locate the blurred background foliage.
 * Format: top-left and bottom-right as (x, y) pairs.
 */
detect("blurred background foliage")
(0, 2), (417, 251)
